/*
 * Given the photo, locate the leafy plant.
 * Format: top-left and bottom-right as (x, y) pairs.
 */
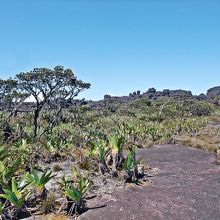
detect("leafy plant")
(0, 146), (8, 161)
(60, 174), (72, 190)
(14, 139), (32, 157)
(109, 135), (125, 174)
(0, 201), (4, 214)
(26, 169), (56, 192)
(0, 157), (22, 186)
(89, 140), (109, 174)
(0, 176), (30, 208)
(124, 148), (136, 172)
(45, 134), (67, 154)
(62, 166), (91, 214)
(123, 147), (142, 183)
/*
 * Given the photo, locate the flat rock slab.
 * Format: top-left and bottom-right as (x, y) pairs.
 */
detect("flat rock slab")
(79, 144), (220, 220)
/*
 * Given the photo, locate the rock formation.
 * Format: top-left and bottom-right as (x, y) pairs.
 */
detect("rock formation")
(1, 86), (220, 112)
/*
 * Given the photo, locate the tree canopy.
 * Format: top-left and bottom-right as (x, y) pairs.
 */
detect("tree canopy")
(16, 65), (90, 108)
(0, 65), (91, 138)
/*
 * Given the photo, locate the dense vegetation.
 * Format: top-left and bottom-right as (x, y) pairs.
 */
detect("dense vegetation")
(0, 66), (220, 219)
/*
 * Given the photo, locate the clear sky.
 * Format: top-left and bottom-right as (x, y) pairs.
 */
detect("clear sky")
(0, 0), (220, 100)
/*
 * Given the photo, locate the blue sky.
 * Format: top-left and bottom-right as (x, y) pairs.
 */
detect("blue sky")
(0, 0), (220, 100)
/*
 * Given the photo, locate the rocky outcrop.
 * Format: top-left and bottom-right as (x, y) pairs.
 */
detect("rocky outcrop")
(194, 93), (207, 101)
(79, 144), (220, 220)
(207, 86), (220, 98)
(142, 88), (193, 100)
(1, 86), (219, 112)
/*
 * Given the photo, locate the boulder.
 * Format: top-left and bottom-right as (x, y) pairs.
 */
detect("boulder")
(207, 86), (220, 98)
(79, 145), (220, 220)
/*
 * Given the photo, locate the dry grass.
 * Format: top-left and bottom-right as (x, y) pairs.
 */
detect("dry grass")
(31, 215), (70, 220)
(177, 136), (217, 152)
(176, 113), (220, 153)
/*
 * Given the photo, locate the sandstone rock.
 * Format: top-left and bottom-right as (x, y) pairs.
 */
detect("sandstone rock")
(148, 88), (156, 93)
(207, 86), (220, 97)
(79, 145), (220, 220)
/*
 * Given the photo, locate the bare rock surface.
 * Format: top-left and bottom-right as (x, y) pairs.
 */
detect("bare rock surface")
(79, 144), (220, 220)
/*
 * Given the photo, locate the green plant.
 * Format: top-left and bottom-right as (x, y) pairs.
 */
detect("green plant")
(61, 166), (91, 215)
(26, 169), (56, 192)
(0, 146), (8, 161)
(0, 157), (22, 186)
(89, 140), (109, 174)
(0, 146), (8, 183)
(146, 126), (158, 141)
(64, 177), (90, 214)
(46, 134), (62, 154)
(14, 139), (32, 161)
(60, 174), (72, 190)
(123, 147), (142, 183)
(109, 135), (125, 174)
(0, 176), (30, 208)
(0, 201), (4, 214)
(124, 148), (136, 172)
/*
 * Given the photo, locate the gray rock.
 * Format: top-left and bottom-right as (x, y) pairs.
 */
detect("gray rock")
(207, 86), (220, 97)
(79, 145), (220, 220)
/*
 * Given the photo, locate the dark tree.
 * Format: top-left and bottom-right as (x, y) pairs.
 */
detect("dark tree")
(16, 66), (90, 138)
(0, 79), (29, 142)
(0, 79), (29, 117)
